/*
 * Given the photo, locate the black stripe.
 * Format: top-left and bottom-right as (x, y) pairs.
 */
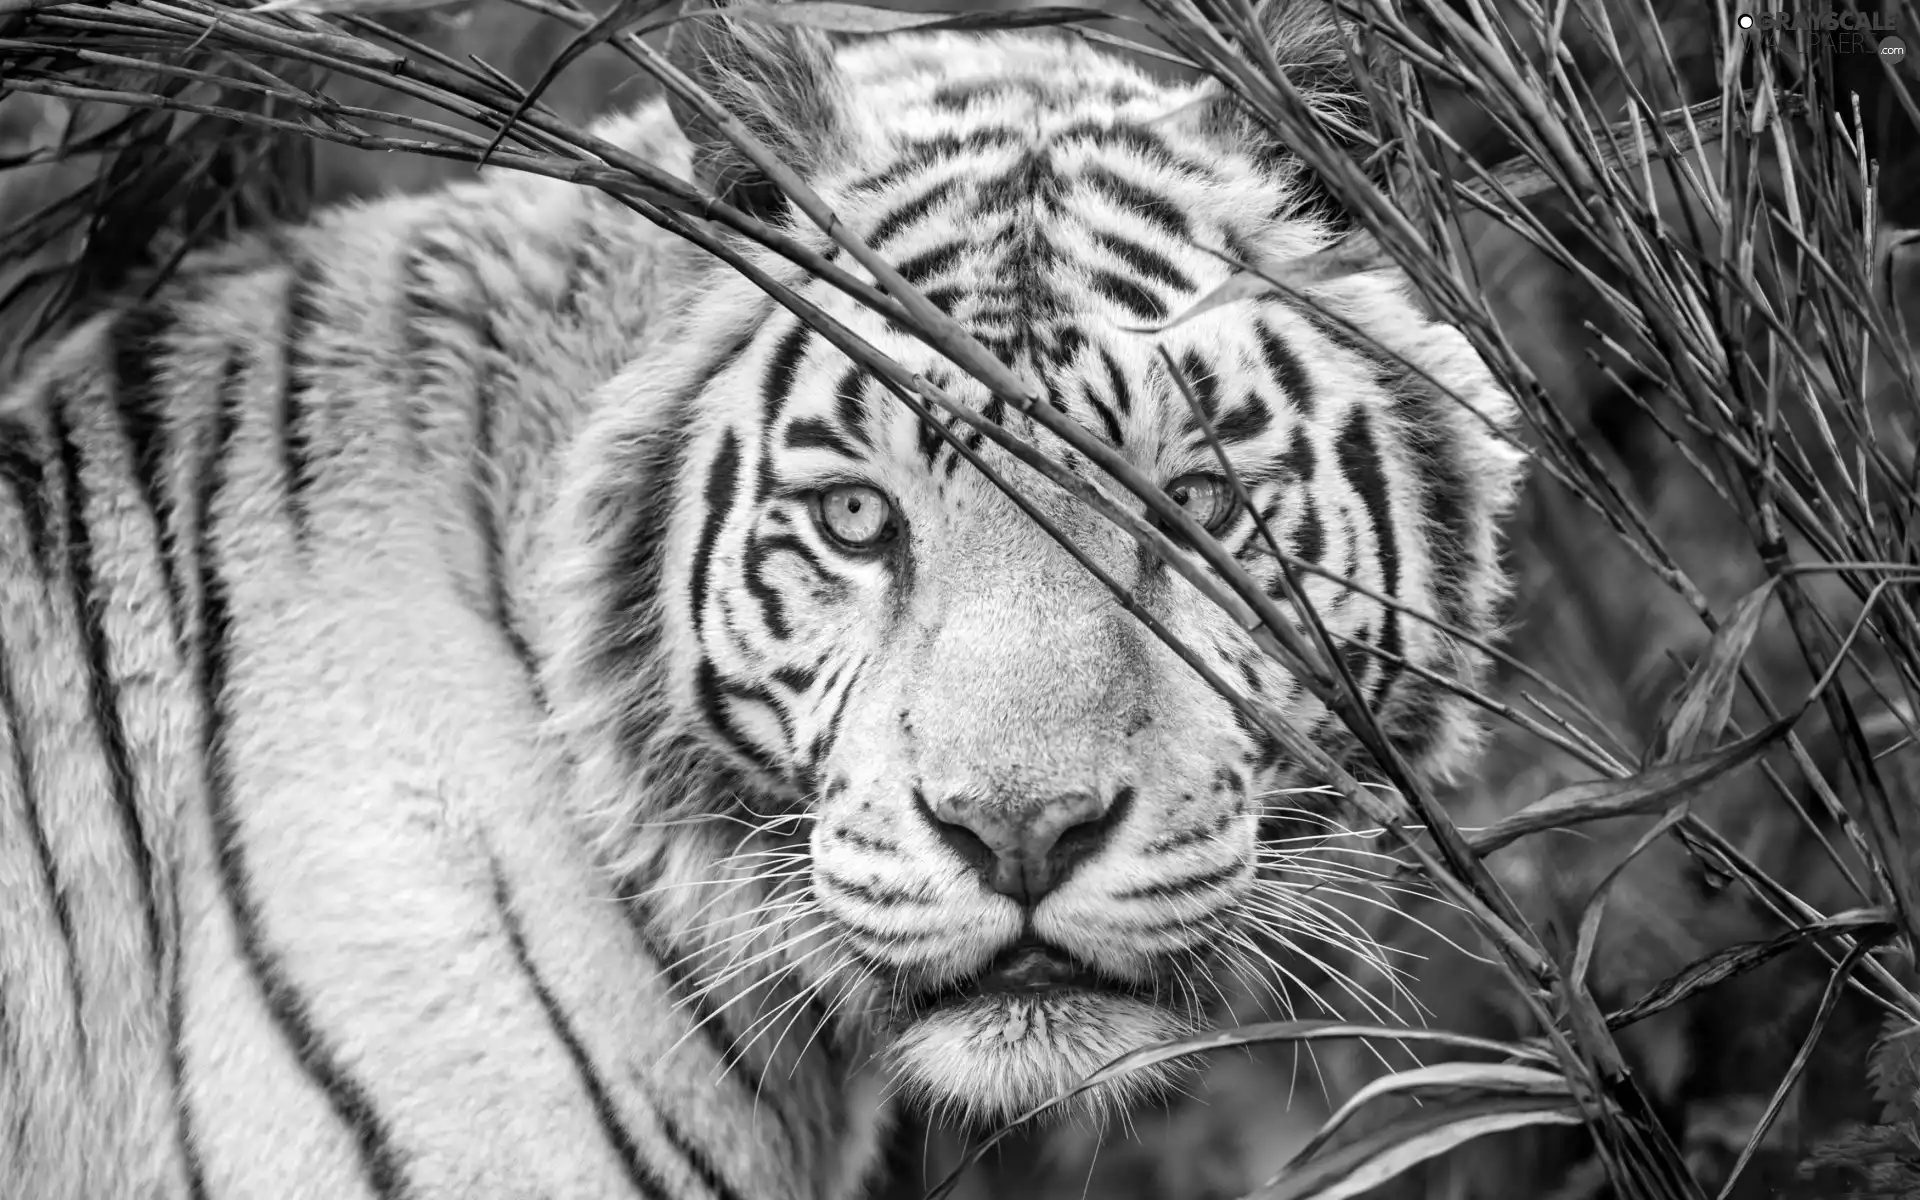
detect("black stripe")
(1293, 299), (1475, 632)
(652, 1096), (757, 1200)
(805, 658), (862, 768)
(0, 418), (53, 577)
(1236, 655), (1264, 697)
(1074, 120), (1207, 177)
(696, 658), (784, 776)
(769, 661), (819, 695)
(559, 224), (611, 323)
(0, 416), (88, 1057)
(762, 322), (812, 437)
(108, 306), (189, 650)
(890, 241), (966, 290)
(1242, 715), (1285, 772)
(744, 322), (798, 541)
(1389, 391), (1476, 634)
(468, 347), (544, 698)
(0, 616), (88, 1065)
(403, 241), (548, 703)
(589, 333), (750, 763)
(1182, 350), (1219, 417)
(1293, 496), (1325, 564)
(689, 432), (742, 641)
(1341, 625), (1372, 689)
(490, 862), (672, 1199)
(915, 411), (950, 467)
(1282, 428), (1315, 483)
(618, 912), (771, 1200)
(741, 530), (793, 641)
(800, 686), (843, 768)
(1287, 302), (1474, 632)
(652, 1082), (756, 1200)
(920, 285), (963, 317)
(754, 532), (842, 599)
(51, 384), (169, 1026)
(975, 152), (1066, 217)
(819, 871), (920, 907)
(1079, 164), (1193, 245)
(1090, 228), (1194, 296)
(1089, 269), (1166, 324)
(1256, 320), (1315, 415)
(1099, 347), (1135, 417)
(1081, 383), (1125, 448)
(1222, 227), (1262, 273)
(98, 320), (211, 1193)
(1046, 324), (1088, 373)
(831, 370), (874, 450)
(279, 257), (324, 547)
(1334, 408), (1403, 706)
(1115, 860), (1244, 902)
(1172, 349), (1220, 431)
(0, 973), (21, 1141)
(166, 889), (212, 1200)
(929, 79), (996, 110)
(193, 349), (410, 1197)
(631, 911), (757, 1086)
(1212, 392), (1274, 444)
(782, 417), (860, 461)
(867, 178), (962, 250)
(874, 127), (1021, 188)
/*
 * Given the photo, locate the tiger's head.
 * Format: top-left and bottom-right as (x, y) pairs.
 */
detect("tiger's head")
(551, 1), (1524, 1126)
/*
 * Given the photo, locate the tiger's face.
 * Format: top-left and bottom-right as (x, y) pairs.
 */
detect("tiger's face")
(556, 13), (1522, 1125)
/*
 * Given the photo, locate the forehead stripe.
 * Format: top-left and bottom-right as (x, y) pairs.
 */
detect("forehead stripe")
(783, 416), (860, 462)
(831, 368), (875, 450)
(866, 178), (963, 250)
(1089, 228), (1194, 296)
(1088, 268), (1167, 324)
(889, 240), (967, 289)
(1077, 163), (1193, 245)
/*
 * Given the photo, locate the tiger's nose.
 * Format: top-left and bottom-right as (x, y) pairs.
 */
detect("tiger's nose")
(917, 787), (1131, 904)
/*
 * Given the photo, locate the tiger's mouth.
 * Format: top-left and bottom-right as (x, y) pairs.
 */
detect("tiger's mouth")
(876, 936), (1215, 1121)
(900, 939), (1158, 1015)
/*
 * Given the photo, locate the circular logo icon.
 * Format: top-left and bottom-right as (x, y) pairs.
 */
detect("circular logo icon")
(1737, 13), (1754, 29)
(1883, 34), (1908, 65)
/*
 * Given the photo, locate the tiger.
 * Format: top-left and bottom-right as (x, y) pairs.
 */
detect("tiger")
(0, 1), (1526, 1197)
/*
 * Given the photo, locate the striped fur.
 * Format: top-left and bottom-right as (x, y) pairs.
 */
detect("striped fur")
(0, 7), (1524, 1199)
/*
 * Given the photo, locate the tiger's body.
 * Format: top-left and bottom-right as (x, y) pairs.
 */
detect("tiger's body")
(0, 7), (1524, 1199)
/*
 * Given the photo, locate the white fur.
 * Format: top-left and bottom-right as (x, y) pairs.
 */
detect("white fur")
(0, 14), (1524, 1200)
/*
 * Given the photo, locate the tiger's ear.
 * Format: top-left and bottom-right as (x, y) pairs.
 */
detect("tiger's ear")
(1198, 0), (1380, 219)
(665, 3), (850, 223)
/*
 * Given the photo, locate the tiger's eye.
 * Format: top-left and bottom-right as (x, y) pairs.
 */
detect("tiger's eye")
(1166, 473), (1234, 532)
(816, 484), (896, 548)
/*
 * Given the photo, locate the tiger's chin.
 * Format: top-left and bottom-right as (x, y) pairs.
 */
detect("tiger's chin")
(879, 946), (1202, 1126)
